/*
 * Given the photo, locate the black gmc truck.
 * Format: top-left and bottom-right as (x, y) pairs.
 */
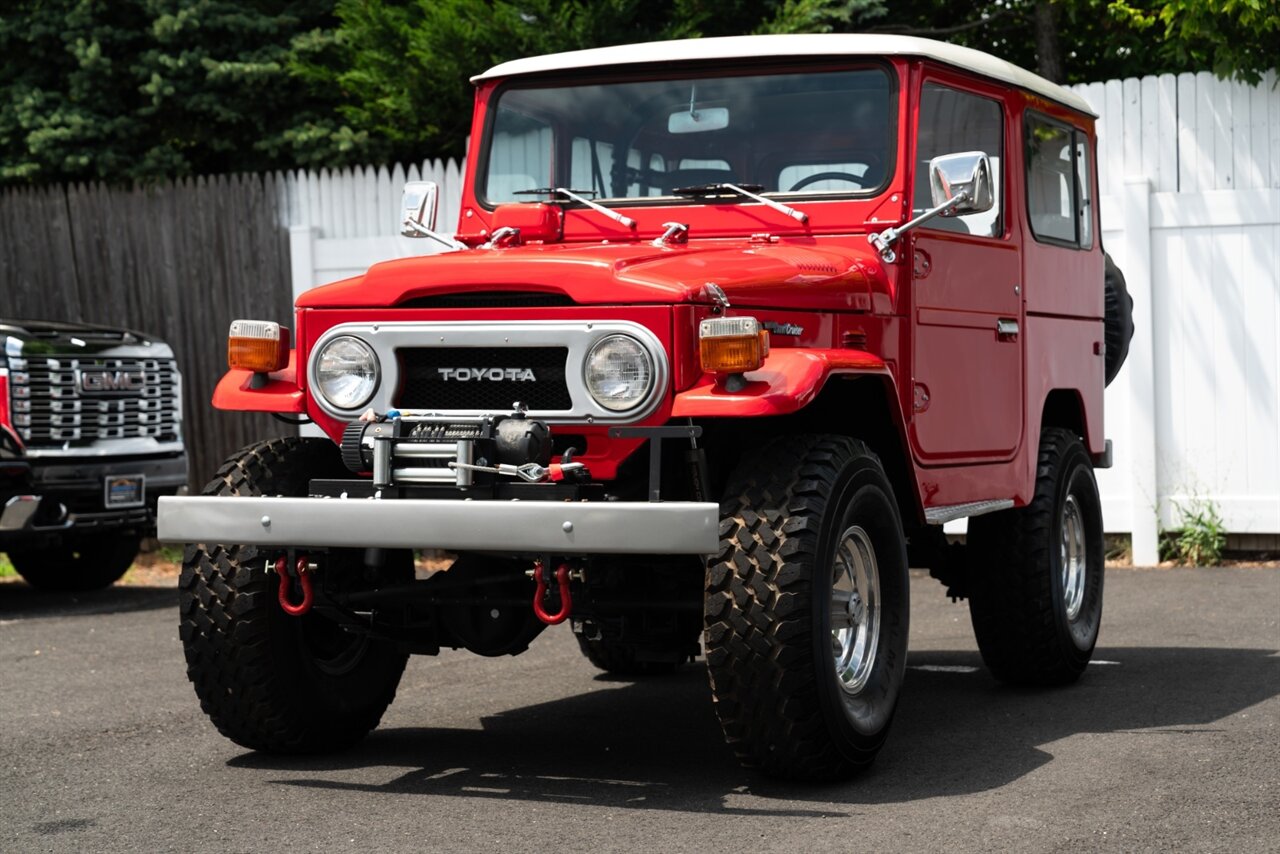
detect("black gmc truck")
(1, 319), (188, 590)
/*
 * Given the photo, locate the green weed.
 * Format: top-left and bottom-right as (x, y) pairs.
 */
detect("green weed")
(1160, 499), (1227, 566)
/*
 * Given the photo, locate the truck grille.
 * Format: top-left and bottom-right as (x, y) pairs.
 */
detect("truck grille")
(6, 356), (181, 446)
(396, 347), (572, 411)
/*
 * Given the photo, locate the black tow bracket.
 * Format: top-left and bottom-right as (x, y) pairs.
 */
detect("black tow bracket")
(608, 425), (703, 502)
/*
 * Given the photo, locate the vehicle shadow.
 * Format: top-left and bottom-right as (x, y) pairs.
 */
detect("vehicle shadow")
(230, 645), (1280, 814)
(0, 582), (175, 620)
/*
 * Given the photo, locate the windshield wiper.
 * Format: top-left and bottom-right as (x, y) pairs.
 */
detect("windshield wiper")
(513, 187), (636, 230)
(513, 187), (598, 197)
(672, 182), (808, 225)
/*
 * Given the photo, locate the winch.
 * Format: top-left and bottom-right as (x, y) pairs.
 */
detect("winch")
(339, 408), (584, 489)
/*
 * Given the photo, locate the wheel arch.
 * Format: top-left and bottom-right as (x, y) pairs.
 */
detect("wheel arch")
(1040, 388), (1087, 440)
(695, 373), (924, 527)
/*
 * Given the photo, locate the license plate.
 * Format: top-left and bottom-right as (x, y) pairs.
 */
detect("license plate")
(104, 474), (146, 508)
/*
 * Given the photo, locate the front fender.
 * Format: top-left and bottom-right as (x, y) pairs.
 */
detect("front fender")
(671, 348), (889, 418)
(211, 351), (305, 413)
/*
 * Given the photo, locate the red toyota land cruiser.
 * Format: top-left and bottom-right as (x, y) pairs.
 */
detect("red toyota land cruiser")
(161, 34), (1132, 780)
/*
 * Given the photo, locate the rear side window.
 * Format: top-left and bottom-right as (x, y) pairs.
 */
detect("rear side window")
(1025, 112), (1093, 248)
(915, 83), (1004, 238)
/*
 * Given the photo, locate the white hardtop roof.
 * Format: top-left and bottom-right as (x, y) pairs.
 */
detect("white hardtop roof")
(473, 33), (1094, 117)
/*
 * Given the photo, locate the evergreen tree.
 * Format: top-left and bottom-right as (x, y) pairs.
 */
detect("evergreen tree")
(0, 0), (342, 184)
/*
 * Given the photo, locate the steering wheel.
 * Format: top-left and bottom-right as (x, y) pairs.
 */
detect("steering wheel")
(787, 171), (865, 192)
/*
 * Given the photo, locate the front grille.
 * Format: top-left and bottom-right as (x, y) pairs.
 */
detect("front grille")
(7, 355), (181, 446)
(397, 347), (572, 411)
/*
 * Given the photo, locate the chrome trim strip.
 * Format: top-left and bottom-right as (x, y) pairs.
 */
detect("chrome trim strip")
(307, 321), (669, 424)
(924, 499), (1015, 525)
(18, 439), (186, 459)
(158, 495), (719, 555)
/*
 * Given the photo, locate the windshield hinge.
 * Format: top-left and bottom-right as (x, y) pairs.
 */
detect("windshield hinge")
(652, 222), (689, 247)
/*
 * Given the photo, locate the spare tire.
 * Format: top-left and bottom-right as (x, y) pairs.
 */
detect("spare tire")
(1104, 253), (1134, 386)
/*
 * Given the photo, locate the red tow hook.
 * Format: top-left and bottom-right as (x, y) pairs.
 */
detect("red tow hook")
(276, 556), (314, 617)
(532, 560), (573, 625)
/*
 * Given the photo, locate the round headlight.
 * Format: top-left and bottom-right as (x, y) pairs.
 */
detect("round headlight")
(585, 334), (653, 412)
(315, 336), (379, 411)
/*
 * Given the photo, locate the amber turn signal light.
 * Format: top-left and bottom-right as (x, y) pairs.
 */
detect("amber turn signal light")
(228, 319), (290, 372)
(699, 316), (770, 374)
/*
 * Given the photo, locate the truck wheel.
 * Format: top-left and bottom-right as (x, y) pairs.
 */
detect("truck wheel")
(179, 437), (411, 753)
(705, 435), (909, 780)
(7, 532), (140, 591)
(967, 428), (1104, 685)
(1104, 252), (1134, 386)
(575, 636), (690, 676)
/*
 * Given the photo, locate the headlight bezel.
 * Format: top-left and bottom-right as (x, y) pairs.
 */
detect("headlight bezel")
(582, 333), (656, 413)
(306, 321), (667, 423)
(313, 335), (380, 412)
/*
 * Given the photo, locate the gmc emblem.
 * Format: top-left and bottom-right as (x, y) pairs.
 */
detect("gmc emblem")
(79, 369), (148, 394)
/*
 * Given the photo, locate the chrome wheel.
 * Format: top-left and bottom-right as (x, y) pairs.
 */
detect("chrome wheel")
(1060, 494), (1086, 621)
(831, 525), (880, 695)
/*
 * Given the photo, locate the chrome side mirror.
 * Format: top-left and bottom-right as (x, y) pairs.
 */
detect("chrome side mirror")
(400, 180), (439, 237)
(929, 151), (994, 216)
(867, 150), (995, 262)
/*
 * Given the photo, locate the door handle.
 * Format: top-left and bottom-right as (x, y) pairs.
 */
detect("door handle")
(996, 319), (1019, 337)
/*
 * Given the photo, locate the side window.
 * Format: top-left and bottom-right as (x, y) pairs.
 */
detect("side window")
(915, 83), (1003, 238)
(1076, 137), (1094, 248)
(1026, 112), (1093, 248)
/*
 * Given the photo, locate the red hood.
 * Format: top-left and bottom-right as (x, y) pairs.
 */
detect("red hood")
(297, 241), (888, 312)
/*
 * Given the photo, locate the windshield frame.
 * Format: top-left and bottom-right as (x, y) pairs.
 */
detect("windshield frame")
(472, 59), (899, 213)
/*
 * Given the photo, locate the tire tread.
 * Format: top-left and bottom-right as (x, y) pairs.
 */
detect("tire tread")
(705, 434), (878, 780)
(967, 428), (1100, 685)
(179, 437), (407, 753)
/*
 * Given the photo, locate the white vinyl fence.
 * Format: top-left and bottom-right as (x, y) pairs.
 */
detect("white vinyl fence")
(1070, 71), (1280, 562)
(282, 158), (466, 293)
(283, 70), (1280, 561)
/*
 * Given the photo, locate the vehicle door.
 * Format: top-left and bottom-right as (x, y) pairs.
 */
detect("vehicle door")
(908, 77), (1023, 463)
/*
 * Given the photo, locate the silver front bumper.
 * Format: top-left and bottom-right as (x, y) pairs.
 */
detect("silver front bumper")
(157, 495), (720, 555)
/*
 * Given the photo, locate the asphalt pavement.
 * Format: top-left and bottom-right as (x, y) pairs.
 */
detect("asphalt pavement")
(1, 567), (1277, 853)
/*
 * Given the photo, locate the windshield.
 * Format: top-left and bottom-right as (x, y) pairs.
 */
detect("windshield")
(481, 67), (893, 206)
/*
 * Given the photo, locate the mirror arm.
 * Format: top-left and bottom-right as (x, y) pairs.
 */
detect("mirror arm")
(867, 191), (969, 263)
(403, 218), (469, 251)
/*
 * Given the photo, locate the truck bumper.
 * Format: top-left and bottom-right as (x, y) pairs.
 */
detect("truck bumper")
(2, 453), (188, 544)
(157, 495), (721, 556)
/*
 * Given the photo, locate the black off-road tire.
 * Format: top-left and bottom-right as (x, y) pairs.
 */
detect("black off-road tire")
(1104, 252), (1134, 386)
(179, 437), (411, 753)
(705, 435), (910, 780)
(8, 532), (140, 591)
(967, 428), (1104, 686)
(575, 636), (689, 676)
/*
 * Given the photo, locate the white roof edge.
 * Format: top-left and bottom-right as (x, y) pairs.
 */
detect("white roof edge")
(472, 34), (1096, 118)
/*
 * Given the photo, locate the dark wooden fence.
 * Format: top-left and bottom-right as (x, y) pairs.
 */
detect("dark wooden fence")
(0, 174), (295, 489)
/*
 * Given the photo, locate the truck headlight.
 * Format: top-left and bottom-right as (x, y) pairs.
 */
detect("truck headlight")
(315, 336), (379, 411)
(584, 334), (653, 411)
